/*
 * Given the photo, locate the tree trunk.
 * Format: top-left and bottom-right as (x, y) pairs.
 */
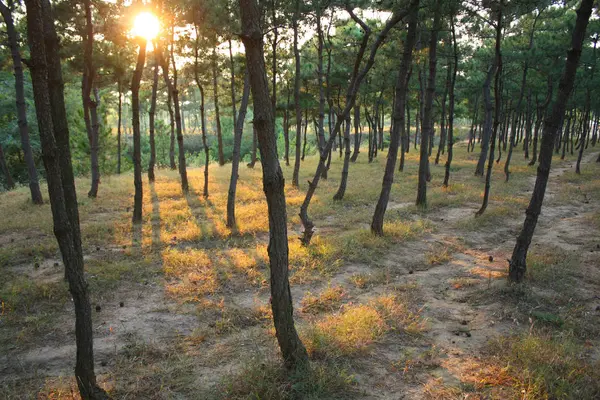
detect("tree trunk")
(443, 16), (458, 187)
(351, 103), (361, 162)
(212, 48), (225, 166)
(371, 4), (417, 235)
(0, 0), (42, 202)
(475, 65), (495, 175)
(435, 59), (450, 165)
(292, 0), (302, 187)
(240, 0), (309, 370)
(194, 22), (210, 197)
(248, 124), (258, 168)
(416, 8), (440, 208)
(333, 115), (352, 200)
(301, 113), (308, 161)
(299, 4), (414, 245)
(316, 4), (326, 155)
(148, 53), (159, 182)
(82, 0), (100, 198)
(284, 82), (290, 166)
(227, 69), (250, 229)
(157, 33), (189, 193)
(167, 89), (176, 169)
(476, 8), (503, 216)
(26, 0), (109, 396)
(509, 0), (592, 282)
(131, 41), (146, 224)
(117, 79), (123, 174)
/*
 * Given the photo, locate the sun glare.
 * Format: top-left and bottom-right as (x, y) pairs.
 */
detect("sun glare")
(132, 12), (160, 41)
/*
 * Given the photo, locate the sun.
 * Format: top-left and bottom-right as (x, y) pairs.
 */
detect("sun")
(132, 12), (160, 41)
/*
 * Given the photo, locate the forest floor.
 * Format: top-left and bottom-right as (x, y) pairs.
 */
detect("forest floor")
(1, 143), (599, 399)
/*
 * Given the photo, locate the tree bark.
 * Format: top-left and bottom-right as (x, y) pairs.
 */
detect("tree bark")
(351, 102), (361, 162)
(332, 115), (352, 200)
(117, 79), (123, 174)
(0, 0), (42, 202)
(371, 4), (418, 235)
(240, 0), (309, 370)
(167, 89), (177, 169)
(26, 0), (109, 396)
(416, 8), (441, 208)
(475, 65), (495, 175)
(509, 0), (592, 282)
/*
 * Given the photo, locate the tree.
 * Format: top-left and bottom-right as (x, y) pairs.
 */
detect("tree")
(148, 53), (159, 182)
(371, 1), (418, 235)
(443, 12), (458, 187)
(82, 0), (101, 198)
(131, 36), (147, 224)
(291, 0), (302, 187)
(509, 0), (594, 282)
(0, 0), (43, 203)
(416, 6), (441, 208)
(25, 0), (109, 396)
(239, 0), (309, 370)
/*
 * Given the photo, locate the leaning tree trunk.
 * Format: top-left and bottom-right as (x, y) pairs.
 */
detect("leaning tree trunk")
(299, 3), (414, 245)
(443, 15), (458, 187)
(240, 0), (309, 370)
(476, 8), (503, 217)
(0, 0), (42, 202)
(291, 0), (302, 187)
(416, 7), (440, 208)
(212, 48), (225, 166)
(148, 53), (159, 182)
(26, 0), (109, 397)
(509, 0), (592, 282)
(227, 69), (250, 229)
(332, 115), (352, 200)
(371, 3), (418, 235)
(131, 40), (146, 224)
(475, 65), (495, 175)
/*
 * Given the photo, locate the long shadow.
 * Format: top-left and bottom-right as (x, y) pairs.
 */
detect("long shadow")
(150, 182), (162, 255)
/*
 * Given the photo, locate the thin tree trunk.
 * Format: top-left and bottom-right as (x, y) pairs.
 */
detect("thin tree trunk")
(292, 0), (302, 187)
(156, 31), (189, 193)
(0, 0), (42, 202)
(301, 112), (308, 161)
(193, 22), (209, 197)
(475, 65), (494, 176)
(316, 3), (326, 155)
(148, 54), (159, 182)
(248, 125), (258, 167)
(26, 0), (109, 396)
(416, 8), (440, 208)
(131, 41), (146, 224)
(82, 0), (100, 198)
(509, 0), (592, 282)
(212, 48), (225, 166)
(240, 0), (309, 370)
(443, 16), (458, 187)
(117, 79), (123, 174)
(167, 89), (176, 169)
(284, 81), (290, 165)
(351, 102), (361, 162)
(476, 8), (503, 216)
(435, 59), (450, 165)
(227, 69), (250, 229)
(371, 4), (417, 234)
(333, 115), (352, 200)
